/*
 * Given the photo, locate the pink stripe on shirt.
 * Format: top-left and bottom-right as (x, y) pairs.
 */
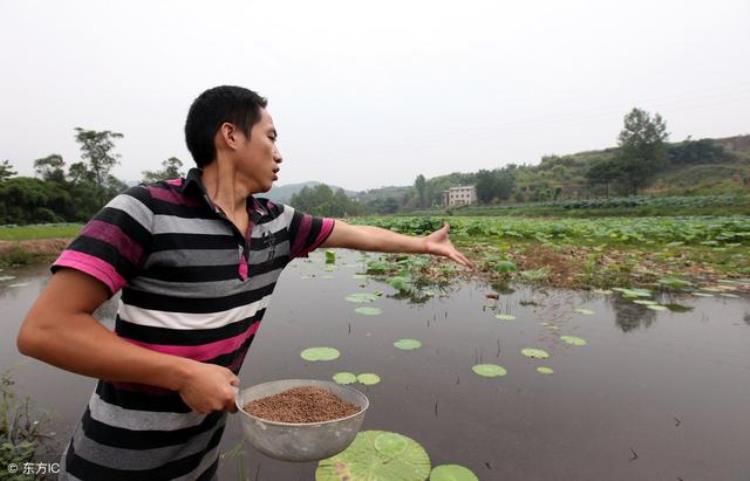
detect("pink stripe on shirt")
(52, 250), (126, 294)
(291, 214), (312, 257)
(123, 321), (261, 361)
(81, 220), (144, 266)
(296, 218), (335, 258)
(147, 186), (202, 207)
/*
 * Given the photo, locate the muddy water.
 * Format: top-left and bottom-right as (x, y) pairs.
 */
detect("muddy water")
(2, 250), (749, 481)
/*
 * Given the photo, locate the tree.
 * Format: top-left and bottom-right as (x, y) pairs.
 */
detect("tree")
(142, 157), (185, 183)
(414, 175), (426, 209)
(0, 160), (17, 182)
(74, 127), (124, 203)
(667, 138), (731, 166)
(475, 170), (496, 203)
(585, 158), (620, 198)
(614, 108), (669, 194)
(34, 154), (66, 183)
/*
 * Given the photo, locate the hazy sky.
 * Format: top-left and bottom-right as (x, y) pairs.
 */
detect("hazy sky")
(1, 0), (748, 191)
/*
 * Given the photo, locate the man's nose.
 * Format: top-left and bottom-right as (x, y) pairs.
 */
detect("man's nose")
(273, 146), (283, 163)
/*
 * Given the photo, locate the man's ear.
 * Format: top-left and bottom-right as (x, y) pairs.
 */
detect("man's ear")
(217, 122), (243, 151)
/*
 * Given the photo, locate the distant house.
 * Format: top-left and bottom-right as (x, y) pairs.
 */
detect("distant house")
(443, 185), (477, 207)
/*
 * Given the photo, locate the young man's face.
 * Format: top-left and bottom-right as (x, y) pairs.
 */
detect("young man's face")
(235, 108), (282, 193)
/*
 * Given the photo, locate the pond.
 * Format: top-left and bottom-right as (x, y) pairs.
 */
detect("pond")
(1, 249), (749, 480)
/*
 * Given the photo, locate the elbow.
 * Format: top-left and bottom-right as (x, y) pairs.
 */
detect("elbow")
(17, 316), (45, 358)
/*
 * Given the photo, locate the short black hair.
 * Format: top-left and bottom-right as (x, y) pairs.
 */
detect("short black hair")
(184, 86), (268, 167)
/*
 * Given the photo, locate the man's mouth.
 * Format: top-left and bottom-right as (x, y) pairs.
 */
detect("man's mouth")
(273, 168), (280, 180)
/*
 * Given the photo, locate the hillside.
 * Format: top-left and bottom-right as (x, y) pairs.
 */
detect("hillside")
(265, 181), (355, 203)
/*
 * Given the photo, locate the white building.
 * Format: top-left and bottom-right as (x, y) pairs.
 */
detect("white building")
(443, 185), (477, 207)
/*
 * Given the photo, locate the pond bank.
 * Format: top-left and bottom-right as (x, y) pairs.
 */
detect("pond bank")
(0, 238), (70, 268)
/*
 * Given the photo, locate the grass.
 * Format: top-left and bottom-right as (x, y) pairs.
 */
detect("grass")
(1, 371), (55, 480)
(0, 224), (82, 241)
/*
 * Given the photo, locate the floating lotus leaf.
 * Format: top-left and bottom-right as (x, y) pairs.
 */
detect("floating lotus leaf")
(393, 339), (422, 350)
(355, 306), (382, 316)
(692, 292), (714, 297)
(0, 276), (16, 282)
(536, 367), (555, 375)
(345, 293), (380, 303)
(325, 250), (336, 264)
(613, 287), (651, 298)
(315, 430), (431, 481)
(495, 314), (516, 321)
(357, 373), (381, 385)
(632, 299), (658, 305)
(472, 364), (507, 378)
(646, 305), (667, 311)
(720, 293), (739, 298)
(333, 372), (357, 385)
(352, 274), (369, 280)
(430, 464), (479, 481)
(574, 308), (595, 315)
(8, 282), (29, 288)
(664, 303), (693, 313)
(560, 335), (587, 346)
(521, 348), (550, 359)
(300, 347), (340, 361)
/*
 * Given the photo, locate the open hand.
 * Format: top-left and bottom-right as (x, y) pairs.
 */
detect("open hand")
(424, 223), (474, 269)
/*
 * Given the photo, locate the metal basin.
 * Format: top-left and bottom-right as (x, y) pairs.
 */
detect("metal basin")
(234, 379), (369, 462)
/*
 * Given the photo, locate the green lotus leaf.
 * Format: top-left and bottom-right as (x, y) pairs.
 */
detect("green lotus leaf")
(393, 339), (422, 350)
(560, 335), (587, 346)
(300, 347), (340, 362)
(692, 292), (714, 297)
(355, 306), (382, 316)
(333, 372), (357, 385)
(430, 464), (479, 481)
(646, 304), (668, 311)
(521, 348), (550, 359)
(325, 250), (336, 264)
(574, 308), (595, 315)
(356, 373), (381, 385)
(494, 314), (516, 321)
(316, 430), (431, 481)
(472, 364), (507, 378)
(632, 299), (658, 305)
(345, 293), (380, 303)
(536, 367), (555, 375)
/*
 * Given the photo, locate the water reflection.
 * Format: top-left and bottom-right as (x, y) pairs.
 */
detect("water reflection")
(609, 295), (658, 332)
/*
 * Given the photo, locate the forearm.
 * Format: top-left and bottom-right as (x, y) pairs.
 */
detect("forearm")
(340, 224), (429, 254)
(18, 312), (192, 391)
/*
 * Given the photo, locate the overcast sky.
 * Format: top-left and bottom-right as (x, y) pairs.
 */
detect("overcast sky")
(1, 0), (748, 191)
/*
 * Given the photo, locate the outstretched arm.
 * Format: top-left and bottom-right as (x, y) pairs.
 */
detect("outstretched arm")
(320, 220), (474, 269)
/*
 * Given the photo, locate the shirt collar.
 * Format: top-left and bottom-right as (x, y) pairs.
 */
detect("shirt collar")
(180, 167), (268, 219)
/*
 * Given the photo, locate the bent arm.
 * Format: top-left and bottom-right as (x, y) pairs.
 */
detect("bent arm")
(17, 269), (192, 390)
(16, 269), (238, 413)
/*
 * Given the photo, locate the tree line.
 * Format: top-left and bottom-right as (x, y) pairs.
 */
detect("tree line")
(303, 107), (739, 215)
(0, 129), (185, 225)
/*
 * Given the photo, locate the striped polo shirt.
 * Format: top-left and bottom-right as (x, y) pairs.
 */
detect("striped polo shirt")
(51, 168), (334, 481)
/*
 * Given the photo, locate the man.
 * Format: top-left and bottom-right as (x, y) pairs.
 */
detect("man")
(17, 86), (473, 480)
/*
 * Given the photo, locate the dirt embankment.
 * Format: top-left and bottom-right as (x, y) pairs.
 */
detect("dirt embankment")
(0, 238), (71, 256)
